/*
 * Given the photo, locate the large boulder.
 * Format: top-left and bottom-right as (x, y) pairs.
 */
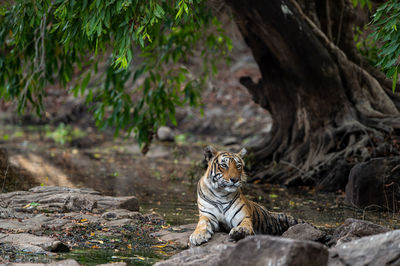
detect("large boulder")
(329, 230), (400, 266)
(155, 242), (235, 266)
(316, 159), (352, 192)
(218, 235), (328, 266)
(156, 235), (329, 266)
(330, 218), (390, 246)
(345, 157), (400, 210)
(282, 223), (328, 243)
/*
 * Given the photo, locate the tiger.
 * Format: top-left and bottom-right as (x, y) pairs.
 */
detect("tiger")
(189, 145), (302, 246)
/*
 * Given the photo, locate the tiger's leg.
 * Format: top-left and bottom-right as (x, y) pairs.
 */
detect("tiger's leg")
(229, 216), (255, 241)
(189, 215), (215, 246)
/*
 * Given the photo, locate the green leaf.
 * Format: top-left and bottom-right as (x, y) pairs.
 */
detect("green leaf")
(154, 4), (165, 18)
(81, 72), (91, 94)
(175, 6), (184, 20)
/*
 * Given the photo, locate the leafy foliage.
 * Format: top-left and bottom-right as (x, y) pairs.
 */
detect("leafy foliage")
(0, 0), (231, 147)
(352, 0), (372, 11)
(354, 25), (379, 66)
(370, 0), (400, 92)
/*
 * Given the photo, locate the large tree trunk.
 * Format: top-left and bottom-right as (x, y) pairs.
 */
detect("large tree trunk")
(225, 0), (400, 191)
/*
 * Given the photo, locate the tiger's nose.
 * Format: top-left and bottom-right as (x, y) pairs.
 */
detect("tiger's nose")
(230, 177), (239, 183)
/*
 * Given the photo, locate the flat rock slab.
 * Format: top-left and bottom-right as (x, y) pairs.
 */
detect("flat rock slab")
(8, 261), (127, 266)
(0, 186), (139, 214)
(9, 259), (80, 266)
(0, 233), (69, 253)
(152, 223), (231, 249)
(329, 229), (400, 266)
(156, 235), (329, 266)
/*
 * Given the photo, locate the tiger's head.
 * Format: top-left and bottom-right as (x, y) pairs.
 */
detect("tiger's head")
(204, 146), (247, 192)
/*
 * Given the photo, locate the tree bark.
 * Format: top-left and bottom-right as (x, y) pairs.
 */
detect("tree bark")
(225, 0), (400, 190)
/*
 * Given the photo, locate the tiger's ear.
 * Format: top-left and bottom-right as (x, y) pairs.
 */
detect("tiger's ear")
(237, 148), (247, 158)
(204, 145), (217, 162)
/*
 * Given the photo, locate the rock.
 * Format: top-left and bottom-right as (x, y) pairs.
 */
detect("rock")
(330, 218), (389, 246)
(64, 195), (97, 212)
(0, 214), (56, 231)
(152, 224), (231, 249)
(117, 197), (139, 211)
(152, 224), (195, 248)
(101, 211), (118, 220)
(316, 159), (352, 192)
(104, 218), (136, 227)
(9, 259), (80, 266)
(218, 235), (328, 266)
(329, 230), (400, 266)
(142, 212), (165, 225)
(155, 242), (235, 266)
(157, 126), (175, 142)
(345, 157), (400, 210)
(146, 146), (170, 158)
(222, 137), (239, 146)
(282, 223), (327, 243)
(0, 233), (69, 253)
(97, 263), (127, 266)
(156, 235), (329, 266)
(0, 187), (141, 233)
(101, 209), (142, 220)
(0, 186), (139, 213)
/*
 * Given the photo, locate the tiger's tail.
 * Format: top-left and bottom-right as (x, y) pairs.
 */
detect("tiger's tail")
(270, 212), (304, 233)
(252, 202), (304, 235)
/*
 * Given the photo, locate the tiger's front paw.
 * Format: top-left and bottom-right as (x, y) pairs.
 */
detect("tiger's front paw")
(229, 226), (254, 241)
(189, 229), (212, 246)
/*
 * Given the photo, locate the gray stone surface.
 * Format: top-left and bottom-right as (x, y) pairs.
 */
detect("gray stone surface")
(0, 233), (69, 253)
(9, 259), (80, 266)
(101, 209), (142, 220)
(329, 230), (400, 266)
(331, 218), (389, 245)
(0, 186), (139, 213)
(157, 126), (175, 142)
(345, 157), (400, 210)
(218, 235), (329, 266)
(282, 223), (327, 243)
(156, 235), (329, 266)
(155, 242), (234, 266)
(152, 223), (230, 249)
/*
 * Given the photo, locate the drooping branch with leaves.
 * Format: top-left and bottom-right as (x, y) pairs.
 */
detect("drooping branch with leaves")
(0, 0), (231, 148)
